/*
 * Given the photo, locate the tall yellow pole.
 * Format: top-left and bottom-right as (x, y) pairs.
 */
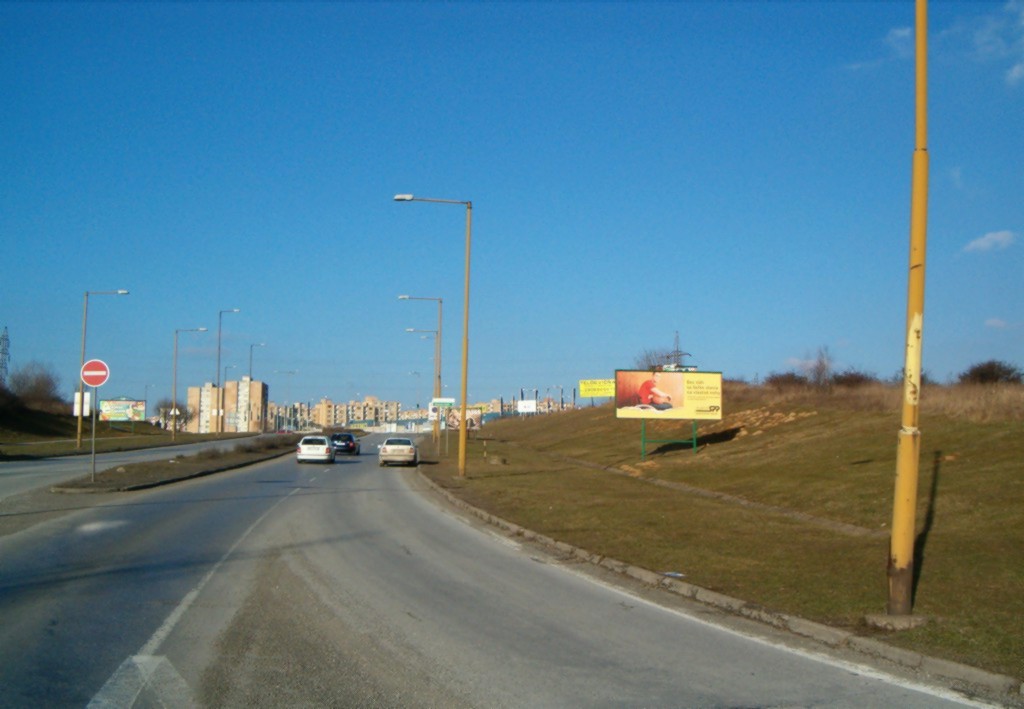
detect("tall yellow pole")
(433, 299), (443, 447)
(173, 330), (180, 442)
(458, 202), (472, 477)
(889, 0), (929, 616)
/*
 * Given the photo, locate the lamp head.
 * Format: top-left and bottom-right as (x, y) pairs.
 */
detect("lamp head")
(117, 289), (129, 295)
(393, 194), (414, 201)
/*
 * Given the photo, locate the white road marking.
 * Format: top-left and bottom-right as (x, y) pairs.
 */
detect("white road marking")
(76, 520), (129, 534)
(88, 488), (301, 707)
(556, 563), (998, 708)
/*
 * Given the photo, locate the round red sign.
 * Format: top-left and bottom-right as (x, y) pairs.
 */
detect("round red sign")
(81, 359), (110, 387)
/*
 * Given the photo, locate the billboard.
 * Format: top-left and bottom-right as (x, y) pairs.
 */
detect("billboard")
(445, 407), (482, 431)
(99, 399), (146, 422)
(517, 399), (537, 414)
(614, 370), (722, 420)
(579, 379), (615, 398)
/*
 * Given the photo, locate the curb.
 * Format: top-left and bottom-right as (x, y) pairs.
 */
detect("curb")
(416, 471), (1022, 706)
(49, 450), (294, 494)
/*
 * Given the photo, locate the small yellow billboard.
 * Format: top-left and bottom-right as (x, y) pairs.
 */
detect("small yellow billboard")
(579, 378), (615, 398)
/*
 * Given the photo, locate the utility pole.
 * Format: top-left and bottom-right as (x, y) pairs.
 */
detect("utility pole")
(0, 327), (9, 389)
(888, 0), (930, 617)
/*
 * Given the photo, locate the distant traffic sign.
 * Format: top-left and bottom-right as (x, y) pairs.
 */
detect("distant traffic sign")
(81, 359), (110, 387)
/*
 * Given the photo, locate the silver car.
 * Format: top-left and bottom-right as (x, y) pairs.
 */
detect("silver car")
(377, 437), (418, 467)
(296, 435), (335, 464)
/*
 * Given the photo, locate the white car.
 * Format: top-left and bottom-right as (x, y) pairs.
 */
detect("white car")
(378, 437), (418, 467)
(296, 435), (335, 464)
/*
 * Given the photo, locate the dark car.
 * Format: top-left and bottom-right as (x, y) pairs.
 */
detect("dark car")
(330, 432), (361, 455)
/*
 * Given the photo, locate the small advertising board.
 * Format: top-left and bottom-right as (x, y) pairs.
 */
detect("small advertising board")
(579, 379), (615, 398)
(517, 399), (537, 414)
(445, 407), (482, 431)
(99, 399), (147, 422)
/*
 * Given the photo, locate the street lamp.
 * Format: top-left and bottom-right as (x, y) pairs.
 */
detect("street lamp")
(222, 364), (235, 432)
(394, 194), (472, 476)
(215, 308), (240, 434)
(399, 295), (443, 446)
(274, 369), (297, 431)
(249, 342), (266, 380)
(76, 289), (130, 448)
(173, 327), (208, 441)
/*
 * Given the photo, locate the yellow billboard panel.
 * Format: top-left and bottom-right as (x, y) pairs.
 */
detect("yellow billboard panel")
(579, 378), (615, 398)
(614, 370), (722, 420)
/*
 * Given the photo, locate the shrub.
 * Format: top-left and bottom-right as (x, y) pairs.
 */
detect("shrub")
(957, 360), (1022, 385)
(8, 361), (65, 412)
(764, 372), (809, 389)
(831, 369), (878, 388)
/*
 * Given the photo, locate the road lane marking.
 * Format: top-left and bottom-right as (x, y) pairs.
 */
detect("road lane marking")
(76, 520), (129, 535)
(88, 487), (301, 707)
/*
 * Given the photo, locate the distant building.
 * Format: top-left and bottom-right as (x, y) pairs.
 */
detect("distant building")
(267, 394), (402, 431)
(186, 376), (268, 433)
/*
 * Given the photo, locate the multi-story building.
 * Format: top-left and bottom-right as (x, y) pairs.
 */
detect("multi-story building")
(265, 394), (402, 431)
(186, 376), (268, 433)
(345, 395), (400, 426)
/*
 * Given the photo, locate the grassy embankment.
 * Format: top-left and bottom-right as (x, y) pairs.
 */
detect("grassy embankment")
(420, 382), (1023, 681)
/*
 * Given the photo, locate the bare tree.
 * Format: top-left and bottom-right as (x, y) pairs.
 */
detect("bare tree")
(153, 397), (195, 430)
(804, 346), (833, 390)
(633, 348), (672, 371)
(8, 361), (64, 411)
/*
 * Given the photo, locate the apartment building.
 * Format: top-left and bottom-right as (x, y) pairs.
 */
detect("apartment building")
(185, 376), (268, 433)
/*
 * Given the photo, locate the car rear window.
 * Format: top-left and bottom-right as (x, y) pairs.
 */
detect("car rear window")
(386, 439), (412, 446)
(302, 437), (327, 445)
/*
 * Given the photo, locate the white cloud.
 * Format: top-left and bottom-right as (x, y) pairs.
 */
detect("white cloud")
(1008, 61), (1024, 85)
(938, 1), (1024, 87)
(985, 318), (1010, 329)
(845, 26), (912, 72)
(963, 230), (1016, 252)
(947, 166), (965, 190)
(885, 26), (915, 59)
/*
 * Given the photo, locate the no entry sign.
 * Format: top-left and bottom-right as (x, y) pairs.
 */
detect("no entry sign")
(81, 359), (110, 387)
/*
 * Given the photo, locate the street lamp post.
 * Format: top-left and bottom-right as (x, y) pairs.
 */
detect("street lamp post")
(76, 289), (130, 448)
(399, 295), (443, 446)
(274, 370), (297, 431)
(173, 327), (208, 441)
(215, 308), (240, 434)
(222, 364), (235, 433)
(249, 342), (265, 380)
(403, 327), (440, 440)
(394, 195), (472, 476)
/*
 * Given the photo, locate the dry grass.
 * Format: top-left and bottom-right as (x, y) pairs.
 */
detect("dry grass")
(55, 435), (302, 491)
(422, 382), (1024, 680)
(729, 380), (1024, 422)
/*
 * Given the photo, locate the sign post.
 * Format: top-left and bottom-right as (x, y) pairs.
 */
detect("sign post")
(81, 359), (110, 482)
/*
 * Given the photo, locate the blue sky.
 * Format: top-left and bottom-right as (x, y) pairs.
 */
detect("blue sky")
(2, 1), (1021, 411)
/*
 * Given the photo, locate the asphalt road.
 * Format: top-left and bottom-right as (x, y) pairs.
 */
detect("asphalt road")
(0, 434), (991, 707)
(0, 438), (257, 499)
